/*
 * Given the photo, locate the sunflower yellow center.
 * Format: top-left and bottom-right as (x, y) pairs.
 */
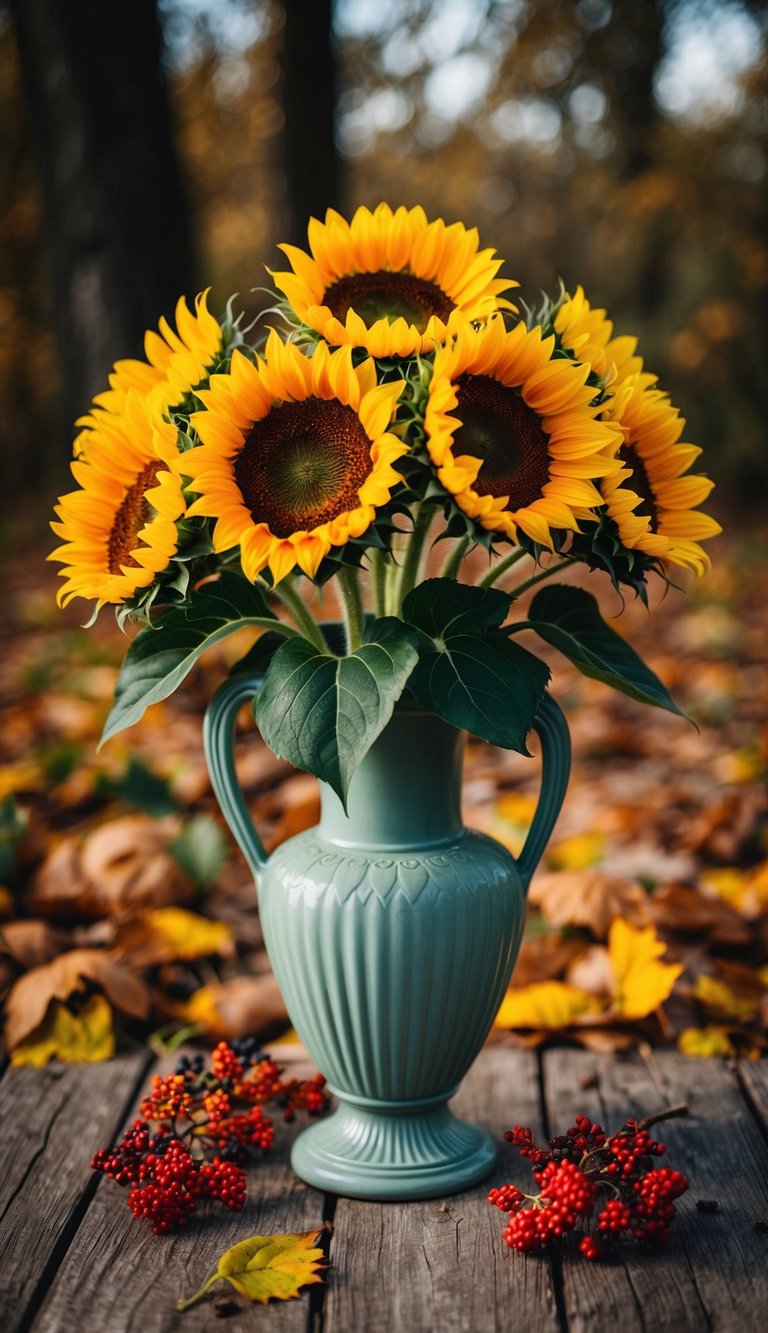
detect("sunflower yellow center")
(620, 444), (659, 530)
(234, 399), (373, 537)
(323, 270), (454, 332)
(107, 460), (164, 573)
(454, 375), (551, 510)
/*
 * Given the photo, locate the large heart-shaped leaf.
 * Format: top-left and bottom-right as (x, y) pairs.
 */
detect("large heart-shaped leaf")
(101, 574), (293, 744)
(254, 618), (420, 806)
(402, 579), (549, 752)
(527, 584), (686, 716)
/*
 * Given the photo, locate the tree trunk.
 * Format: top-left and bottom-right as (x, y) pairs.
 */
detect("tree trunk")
(281, 0), (342, 246)
(10, 0), (196, 445)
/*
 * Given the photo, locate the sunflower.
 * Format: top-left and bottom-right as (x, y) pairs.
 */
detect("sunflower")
(182, 331), (408, 584)
(271, 203), (516, 359)
(74, 291), (224, 459)
(425, 317), (622, 548)
(599, 376), (720, 575)
(554, 286), (647, 389)
(50, 393), (186, 607)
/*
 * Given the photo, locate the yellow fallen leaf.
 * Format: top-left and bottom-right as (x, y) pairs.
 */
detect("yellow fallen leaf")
(700, 867), (747, 907)
(111, 907), (233, 966)
(495, 981), (602, 1030)
(10, 995), (114, 1067)
(0, 762), (43, 801)
(177, 1230), (325, 1311)
(678, 1026), (735, 1058)
(608, 919), (683, 1019)
(694, 974), (760, 1021)
(546, 830), (605, 872)
(485, 793), (538, 856)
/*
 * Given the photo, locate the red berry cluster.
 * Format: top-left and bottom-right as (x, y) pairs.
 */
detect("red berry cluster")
(92, 1040), (329, 1235)
(489, 1108), (689, 1262)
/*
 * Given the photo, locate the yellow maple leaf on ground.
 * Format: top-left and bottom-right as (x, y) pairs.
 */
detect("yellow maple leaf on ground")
(608, 919), (683, 1019)
(678, 1026), (736, 1058)
(10, 994), (114, 1067)
(177, 1230), (325, 1311)
(494, 981), (603, 1029)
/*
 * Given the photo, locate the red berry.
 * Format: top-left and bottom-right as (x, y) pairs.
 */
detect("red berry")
(579, 1235), (603, 1262)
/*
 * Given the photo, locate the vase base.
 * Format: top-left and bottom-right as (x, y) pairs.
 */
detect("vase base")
(290, 1096), (497, 1201)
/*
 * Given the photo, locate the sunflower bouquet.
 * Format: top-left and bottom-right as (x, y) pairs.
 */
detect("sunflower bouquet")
(50, 204), (720, 805)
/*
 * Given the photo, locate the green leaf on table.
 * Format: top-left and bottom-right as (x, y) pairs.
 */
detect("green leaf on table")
(402, 578), (549, 752)
(527, 585), (686, 716)
(101, 573), (292, 744)
(254, 618), (420, 807)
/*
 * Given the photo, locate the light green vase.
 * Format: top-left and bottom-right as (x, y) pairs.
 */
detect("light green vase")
(204, 681), (570, 1201)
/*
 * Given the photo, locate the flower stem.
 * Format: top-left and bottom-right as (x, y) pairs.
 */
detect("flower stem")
(369, 547), (389, 617)
(396, 504), (434, 609)
(476, 547), (528, 588)
(273, 577), (328, 652)
(511, 559), (573, 600)
(335, 565), (365, 652)
(438, 536), (470, 580)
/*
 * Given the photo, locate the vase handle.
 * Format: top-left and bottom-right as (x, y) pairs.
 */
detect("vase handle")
(203, 671), (269, 882)
(516, 693), (571, 893)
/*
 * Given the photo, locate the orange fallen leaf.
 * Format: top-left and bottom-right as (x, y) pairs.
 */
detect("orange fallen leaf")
(0, 919), (71, 969)
(530, 870), (650, 938)
(10, 994), (114, 1067)
(4, 947), (149, 1049)
(183, 974), (288, 1040)
(177, 1230), (325, 1311)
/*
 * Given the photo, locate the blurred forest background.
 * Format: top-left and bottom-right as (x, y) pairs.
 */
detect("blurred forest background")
(2, 0), (767, 521)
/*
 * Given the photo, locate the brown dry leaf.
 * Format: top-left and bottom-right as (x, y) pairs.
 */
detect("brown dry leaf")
(29, 816), (195, 919)
(509, 932), (588, 988)
(183, 973), (288, 1040)
(4, 947), (150, 1049)
(573, 1027), (636, 1054)
(649, 883), (751, 947)
(263, 774), (320, 852)
(530, 870), (650, 938)
(0, 919), (71, 969)
(566, 945), (614, 998)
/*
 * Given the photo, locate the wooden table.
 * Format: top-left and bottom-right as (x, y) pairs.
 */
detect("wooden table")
(2, 1044), (767, 1332)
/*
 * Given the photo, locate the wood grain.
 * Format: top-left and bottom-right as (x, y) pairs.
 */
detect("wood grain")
(0, 1048), (150, 1332)
(34, 1049), (329, 1333)
(543, 1048), (768, 1333)
(324, 1045), (560, 1333)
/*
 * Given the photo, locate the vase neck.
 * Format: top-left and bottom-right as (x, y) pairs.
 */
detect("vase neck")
(318, 706), (465, 850)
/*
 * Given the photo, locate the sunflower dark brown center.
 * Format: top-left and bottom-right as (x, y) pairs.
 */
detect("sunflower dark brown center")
(107, 460), (164, 573)
(453, 374), (551, 510)
(234, 399), (373, 537)
(323, 270), (454, 332)
(620, 444), (659, 530)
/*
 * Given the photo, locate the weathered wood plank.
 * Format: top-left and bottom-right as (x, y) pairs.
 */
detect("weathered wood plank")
(543, 1049), (768, 1333)
(0, 1048), (151, 1332)
(35, 1046), (329, 1333)
(737, 1059), (768, 1147)
(324, 1046), (561, 1333)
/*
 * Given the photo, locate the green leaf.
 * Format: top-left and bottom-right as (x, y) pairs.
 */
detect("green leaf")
(95, 757), (178, 816)
(403, 579), (549, 752)
(254, 619), (420, 807)
(101, 573), (294, 744)
(527, 585), (686, 716)
(169, 815), (228, 889)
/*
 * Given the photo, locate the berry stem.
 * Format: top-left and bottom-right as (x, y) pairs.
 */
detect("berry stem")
(639, 1104), (689, 1131)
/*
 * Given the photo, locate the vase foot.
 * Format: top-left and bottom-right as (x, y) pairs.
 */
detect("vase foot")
(290, 1095), (497, 1201)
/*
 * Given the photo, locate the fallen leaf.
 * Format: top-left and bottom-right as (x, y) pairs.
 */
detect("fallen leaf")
(495, 981), (603, 1030)
(566, 945), (614, 999)
(678, 1026), (736, 1058)
(530, 871), (650, 938)
(4, 948), (149, 1049)
(608, 919), (683, 1020)
(545, 830), (606, 872)
(183, 974), (289, 1040)
(10, 994), (114, 1067)
(693, 973), (762, 1021)
(177, 1231), (325, 1311)
(110, 907), (234, 968)
(508, 932), (587, 988)
(648, 883), (751, 947)
(0, 920), (71, 969)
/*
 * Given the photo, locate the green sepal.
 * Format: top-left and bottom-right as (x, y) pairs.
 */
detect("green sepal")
(526, 584), (687, 717)
(402, 579), (550, 752)
(253, 618), (420, 808)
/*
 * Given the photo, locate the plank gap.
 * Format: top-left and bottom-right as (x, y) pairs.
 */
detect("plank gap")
(538, 1047), (571, 1333)
(307, 1192), (338, 1333)
(734, 1062), (768, 1150)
